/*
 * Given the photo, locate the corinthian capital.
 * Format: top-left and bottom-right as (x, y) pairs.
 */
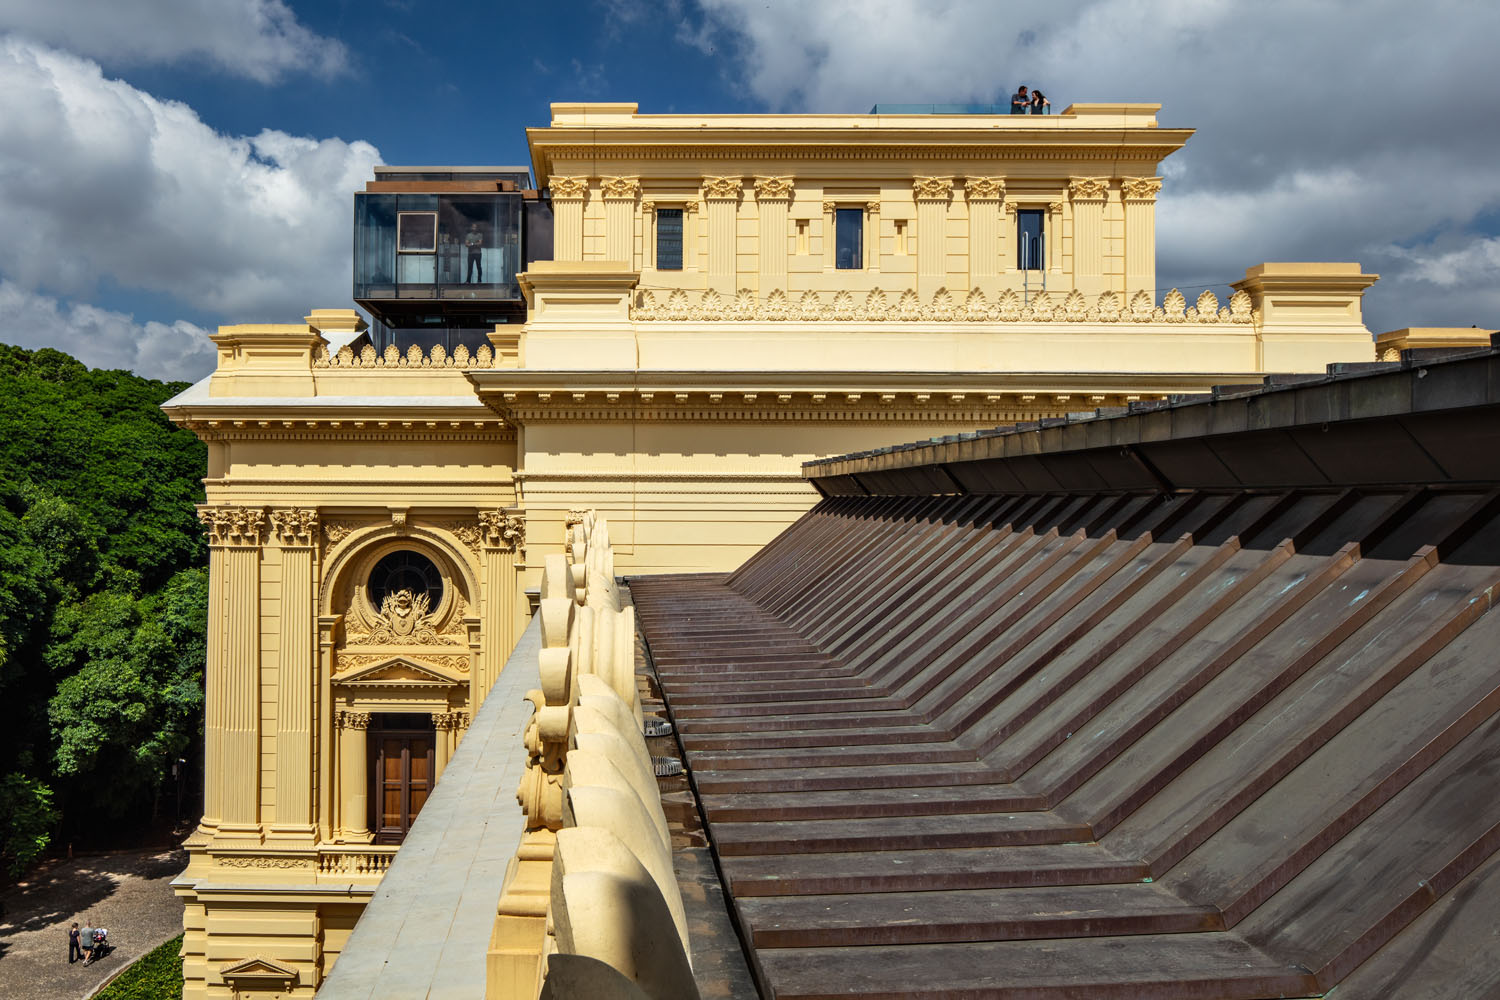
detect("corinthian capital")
(599, 176), (640, 201)
(700, 176), (743, 201)
(1121, 176), (1163, 201)
(549, 175), (589, 200)
(478, 510), (525, 552)
(1069, 176), (1110, 201)
(753, 175), (794, 201)
(198, 506), (268, 547)
(964, 176), (1006, 201)
(270, 507), (319, 547)
(912, 176), (954, 201)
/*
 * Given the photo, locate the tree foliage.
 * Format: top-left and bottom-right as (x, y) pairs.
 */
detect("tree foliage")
(0, 345), (206, 873)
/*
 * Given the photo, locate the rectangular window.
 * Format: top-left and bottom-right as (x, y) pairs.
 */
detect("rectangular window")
(835, 208), (863, 269)
(397, 212), (438, 253)
(656, 208), (683, 270)
(1018, 209), (1045, 270)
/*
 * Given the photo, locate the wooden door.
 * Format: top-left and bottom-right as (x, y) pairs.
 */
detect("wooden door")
(371, 723), (434, 844)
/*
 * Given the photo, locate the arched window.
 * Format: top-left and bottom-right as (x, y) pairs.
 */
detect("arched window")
(368, 550), (444, 611)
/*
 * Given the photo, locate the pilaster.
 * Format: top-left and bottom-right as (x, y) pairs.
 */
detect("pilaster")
(549, 176), (589, 262)
(913, 176), (953, 299)
(268, 508), (318, 841)
(600, 176), (639, 265)
(966, 177), (1006, 280)
(1069, 176), (1109, 294)
(197, 505), (267, 846)
(1122, 177), (1162, 299)
(754, 176), (793, 289)
(701, 176), (742, 294)
(475, 509), (525, 707)
(337, 710), (372, 843)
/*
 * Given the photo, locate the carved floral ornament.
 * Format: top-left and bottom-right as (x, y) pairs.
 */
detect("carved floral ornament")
(479, 510), (526, 552)
(599, 176), (640, 201)
(753, 175), (794, 200)
(912, 176), (954, 201)
(198, 506), (267, 547)
(338, 710), (371, 730)
(1121, 176), (1164, 201)
(548, 175), (590, 200)
(1069, 176), (1110, 201)
(964, 176), (1006, 201)
(700, 175), (743, 201)
(631, 285), (1256, 325)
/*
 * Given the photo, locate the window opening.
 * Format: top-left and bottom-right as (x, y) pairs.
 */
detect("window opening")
(835, 208), (863, 270)
(656, 208), (683, 270)
(1018, 209), (1045, 270)
(368, 550), (444, 614)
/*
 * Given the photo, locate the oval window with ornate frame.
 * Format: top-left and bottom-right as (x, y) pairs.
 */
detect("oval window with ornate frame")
(367, 550), (445, 618)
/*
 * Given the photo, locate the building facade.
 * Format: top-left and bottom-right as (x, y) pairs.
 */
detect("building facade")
(165, 102), (1388, 997)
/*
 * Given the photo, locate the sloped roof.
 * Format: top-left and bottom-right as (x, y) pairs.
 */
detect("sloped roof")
(629, 343), (1500, 999)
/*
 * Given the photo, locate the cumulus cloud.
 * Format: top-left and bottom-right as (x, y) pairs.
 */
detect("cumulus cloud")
(0, 0), (348, 82)
(688, 0), (1500, 332)
(0, 35), (381, 325)
(0, 280), (216, 382)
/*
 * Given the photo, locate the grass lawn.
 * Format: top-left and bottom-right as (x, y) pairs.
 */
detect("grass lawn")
(94, 934), (183, 1000)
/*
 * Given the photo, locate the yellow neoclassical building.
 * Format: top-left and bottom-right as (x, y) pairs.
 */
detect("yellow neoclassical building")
(163, 101), (1391, 997)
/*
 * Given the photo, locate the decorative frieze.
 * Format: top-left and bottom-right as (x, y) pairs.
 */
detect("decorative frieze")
(631, 285), (1253, 324)
(912, 176), (954, 201)
(198, 506), (268, 547)
(753, 175), (794, 200)
(1069, 176), (1110, 201)
(1122, 176), (1163, 201)
(270, 507), (319, 547)
(548, 175), (589, 200)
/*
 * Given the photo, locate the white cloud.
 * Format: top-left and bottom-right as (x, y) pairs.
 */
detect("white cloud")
(0, 0), (348, 82)
(688, 0), (1500, 333)
(0, 35), (381, 326)
(0, 280), (216, 381)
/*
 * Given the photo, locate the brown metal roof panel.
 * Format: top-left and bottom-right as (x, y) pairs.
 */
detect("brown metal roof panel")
(721, 844), (1149, 897)
(1401, 409), (1500, 483)
(1327, 843), (1500, 999)
(707, 811), (1092, 857)
(754, 935), (1320, 1000)
(690, 760), (1005, 796)
(699, 784), (1043, 823)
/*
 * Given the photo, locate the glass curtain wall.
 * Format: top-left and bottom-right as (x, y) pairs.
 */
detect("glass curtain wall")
(355, 193), (523, 299)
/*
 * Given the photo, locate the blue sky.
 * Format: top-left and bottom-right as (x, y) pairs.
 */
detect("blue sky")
(0, 0), (1496, 380)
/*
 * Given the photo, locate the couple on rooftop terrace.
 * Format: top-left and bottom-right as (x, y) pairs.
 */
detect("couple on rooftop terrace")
(1011, 85), (1051, 114)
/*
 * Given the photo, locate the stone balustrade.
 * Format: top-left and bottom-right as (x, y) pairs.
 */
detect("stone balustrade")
(315, 847), (397, 878)
(313, 341), (497, 369)
(488, 511), (690, 1000)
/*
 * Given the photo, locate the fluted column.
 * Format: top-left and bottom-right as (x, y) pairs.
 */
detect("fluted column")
(549, 176), (588, 261)
(701, 176), (742, 294)
(754, 176), (793, 290)
(1070, 177), (1108, 293)
(269, 508), (317, 839)
(913, 176), (953, 299)
(197, 506), (267, 843)
(1122, 177), (1162, 299)
(475, 509), (525, 707)
(965, 177), (1005, 280)
(338, 711), (371, 842)
(600, 176), (639, 265)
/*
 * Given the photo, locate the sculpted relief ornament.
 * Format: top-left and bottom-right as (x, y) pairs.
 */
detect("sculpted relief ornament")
(753, 176), (794, 200)
(965, 176), (1006, 201)
(479, 510), (526, 552)
(599, 176), (640, 201)
(912, 176), (954, 201)
(270, 507), (319, 546)
(1122, 177), (1163, 201)
(548, 175), (589, 200)
(700, 176), (743, 201)
(1069, 176), (1110, 201)
(198, 506), (267, 547)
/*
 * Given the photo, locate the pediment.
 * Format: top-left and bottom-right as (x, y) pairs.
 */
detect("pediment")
(334, 655), (464, 687)
(220, 956), (298, 984)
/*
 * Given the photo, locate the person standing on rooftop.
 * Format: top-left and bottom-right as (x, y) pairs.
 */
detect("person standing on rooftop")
(1030, 90), (1051, 114)
(1010, 85), (1029, 114)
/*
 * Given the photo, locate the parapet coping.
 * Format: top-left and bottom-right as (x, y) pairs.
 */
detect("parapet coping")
(804, 340), (1500, 484)
(316, 615), (542, 1000)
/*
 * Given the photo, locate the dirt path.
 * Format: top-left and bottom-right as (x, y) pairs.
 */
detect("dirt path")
(0, 848), (187, 1000)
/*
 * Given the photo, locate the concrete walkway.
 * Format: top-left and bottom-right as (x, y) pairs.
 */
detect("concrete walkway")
(0, 848), (187, 1000)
